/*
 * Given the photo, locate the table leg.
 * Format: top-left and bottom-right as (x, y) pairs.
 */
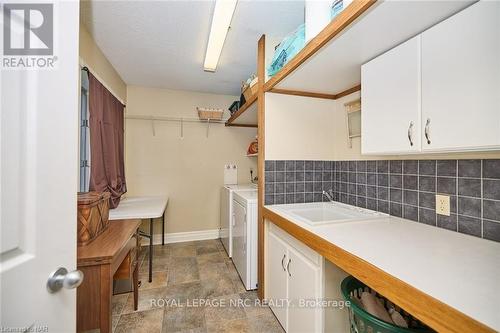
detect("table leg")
(162, 212), (165, 246)
(133, 263), (139, 311)
(149, 218), (153, 283)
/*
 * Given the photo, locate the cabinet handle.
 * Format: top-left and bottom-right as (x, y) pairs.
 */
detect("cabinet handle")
(286, 259), (291, 277)
(425, 118), (431, 145)
(281, 254), (286, 272)
(407, 121), (414, 147)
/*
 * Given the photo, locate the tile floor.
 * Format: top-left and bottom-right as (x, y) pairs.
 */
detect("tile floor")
(111, 239), (284, 333)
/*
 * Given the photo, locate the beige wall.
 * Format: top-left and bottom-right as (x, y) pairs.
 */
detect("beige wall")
(79, 26), (257, 235)
(125, 86), (258, 234)
(333, 92), (500, 160)
(79, 24), (127, 103)
(265, 93), (336, 160)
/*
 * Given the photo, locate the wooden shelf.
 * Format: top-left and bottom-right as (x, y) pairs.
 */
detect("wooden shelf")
(264, 0), (473, 96)
(225, 93), (258, 127)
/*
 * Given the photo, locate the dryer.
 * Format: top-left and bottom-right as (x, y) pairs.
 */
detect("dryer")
(220, 184), (257, 257)
(232, 190), (258, 290)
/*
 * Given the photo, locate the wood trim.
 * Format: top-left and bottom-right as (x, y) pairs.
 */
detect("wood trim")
(269, 84), (361, 101)
(263, 0), (376, 92)
(262, 207), (495, 333)
(257, 35), (266, 300)
(225, 92), (257, 126)
(334, 84), (361, 99)
(225, 123), (258, 128)
(269, 88), (336, 100)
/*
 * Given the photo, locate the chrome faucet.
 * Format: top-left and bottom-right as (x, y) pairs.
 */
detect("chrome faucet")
(322, 190), (335, 203)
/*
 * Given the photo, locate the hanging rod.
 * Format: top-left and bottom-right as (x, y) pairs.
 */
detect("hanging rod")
(125, 114), (229, 124)
(80, 64), (127, 107)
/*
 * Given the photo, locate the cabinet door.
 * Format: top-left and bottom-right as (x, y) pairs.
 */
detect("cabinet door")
(421, 1), (500, 151)
(267, 231), (288, 330)
(287, 247), (322, 333)
(361, 36), (421, 154)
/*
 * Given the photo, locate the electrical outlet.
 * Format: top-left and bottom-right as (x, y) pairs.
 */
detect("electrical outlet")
(436, 194), (450, 216)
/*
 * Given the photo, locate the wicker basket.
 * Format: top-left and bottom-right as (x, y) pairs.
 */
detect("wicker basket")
(197, 107), (224, 120)
(77, 191), (111, 246)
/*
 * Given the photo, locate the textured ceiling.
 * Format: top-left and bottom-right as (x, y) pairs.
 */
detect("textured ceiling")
(80, 0), (304, 95)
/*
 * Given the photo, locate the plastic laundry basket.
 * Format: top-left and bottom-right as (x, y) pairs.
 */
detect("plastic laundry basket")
(341, 276), (434, 333)
(267, 24), (305, 77)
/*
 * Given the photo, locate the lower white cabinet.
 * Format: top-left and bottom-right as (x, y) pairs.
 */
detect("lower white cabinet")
(266, 222), (350, 333)
(267, 231), (289, 328)
(267, 224), (323, 332)
(287, 246), (322, 333)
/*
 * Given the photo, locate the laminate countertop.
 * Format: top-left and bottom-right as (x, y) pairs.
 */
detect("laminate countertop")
(109, 196), (168, 220)
(264, 204), (500, 332)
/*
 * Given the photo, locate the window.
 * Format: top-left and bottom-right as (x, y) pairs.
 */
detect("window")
(79, 69), (90, 192)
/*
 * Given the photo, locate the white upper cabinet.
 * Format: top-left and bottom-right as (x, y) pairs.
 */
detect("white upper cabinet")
(421, 1), (500, 152)
(361, 1), (500, 155)
(361, 36), (421, 154)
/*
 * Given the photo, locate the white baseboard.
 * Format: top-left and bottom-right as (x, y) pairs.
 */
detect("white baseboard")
(140, 228), (220, 246)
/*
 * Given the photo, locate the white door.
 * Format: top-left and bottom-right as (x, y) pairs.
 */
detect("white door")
(1, 2), (80, 332)
(287, 247), (322, 333)
(266, 231), (288, 330)
(232, 200), (247, 284)
(421, 1), (500, 151)
(361, 36), (421, 154)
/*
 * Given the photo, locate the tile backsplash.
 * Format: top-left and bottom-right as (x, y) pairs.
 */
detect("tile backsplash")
(264, 159), (500, 243)
(264, 160), (335, 206)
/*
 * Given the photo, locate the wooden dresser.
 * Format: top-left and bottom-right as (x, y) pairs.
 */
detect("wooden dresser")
(77, 219), (141, 333)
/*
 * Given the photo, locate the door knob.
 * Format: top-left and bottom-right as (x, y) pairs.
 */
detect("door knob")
(47, 267), (84, 293)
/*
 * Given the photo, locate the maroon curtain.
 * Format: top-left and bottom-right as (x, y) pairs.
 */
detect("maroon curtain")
(88, 73), (126, 208)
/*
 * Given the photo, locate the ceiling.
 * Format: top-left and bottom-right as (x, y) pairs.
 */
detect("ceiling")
(80, 0), (304, 96)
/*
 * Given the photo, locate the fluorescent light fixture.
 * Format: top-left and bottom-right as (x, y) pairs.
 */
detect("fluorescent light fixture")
(204, 0), (237, 72)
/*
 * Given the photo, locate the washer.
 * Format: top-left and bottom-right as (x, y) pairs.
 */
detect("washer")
(232, 190), (258, 290)
(220, 184), (257, 257)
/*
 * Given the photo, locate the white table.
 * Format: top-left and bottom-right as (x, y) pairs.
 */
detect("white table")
(109, 196), (168, 282)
